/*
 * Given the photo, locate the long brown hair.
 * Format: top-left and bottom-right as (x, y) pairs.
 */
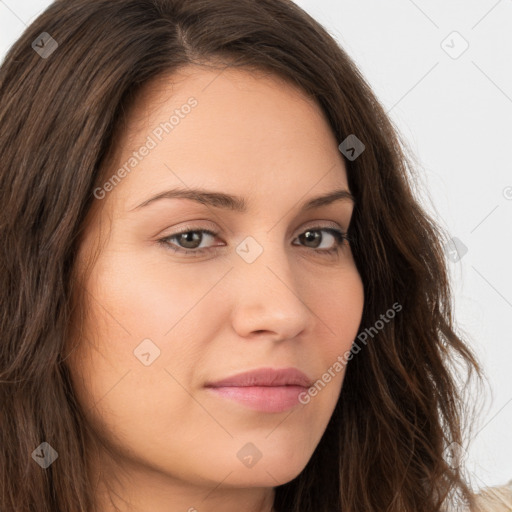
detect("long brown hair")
(0, 0), (487, 510)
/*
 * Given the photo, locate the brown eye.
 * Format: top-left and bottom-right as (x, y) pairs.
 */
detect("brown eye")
(159, 228), (220, 256)
(294, 227), (348, 254)
(157, 225), (348, 258)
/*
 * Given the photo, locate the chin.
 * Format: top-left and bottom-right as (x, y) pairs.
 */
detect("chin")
(219, 463), (307, 488)
(233, 452), (310, 487)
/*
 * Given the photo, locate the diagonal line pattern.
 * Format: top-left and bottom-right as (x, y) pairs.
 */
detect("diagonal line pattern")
(265, 408), (298, 438)
(200, 54), (247, 93)
(472, 61), (512, 105)
(265, 265), (337, 335)
(473, 394), (512, 439)
(471, 470), (512, 509)
(470, 205), (499, 233)
(471, 0), (503, 30)
(265, 468), (281, 485)
(407, 0), (439, 29)
(0, 0), (27, 26)
(87, 369), (132, 412)
(387, 62), (439, 114)
(82, 285), (133, 337)
(200, 470), (234, 502)
(163, 368), (234, 438)
(162, 267), (234, 337)
(471, 266), (512, 309)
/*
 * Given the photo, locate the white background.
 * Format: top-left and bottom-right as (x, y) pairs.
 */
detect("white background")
(1, 0), (511, 493)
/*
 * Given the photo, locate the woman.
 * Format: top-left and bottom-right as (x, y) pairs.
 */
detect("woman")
(0, 0), (505, 511)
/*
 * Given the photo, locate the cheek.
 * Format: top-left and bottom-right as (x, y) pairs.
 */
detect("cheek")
(85, 243), (215, 340)
(65, 289), (205, 468)
(309, 268), (364, 402)
(66, 249), (203, 426)
(317, 267), (365, 353)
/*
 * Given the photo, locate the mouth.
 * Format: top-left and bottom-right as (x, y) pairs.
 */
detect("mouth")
(204, 367), (312, 413)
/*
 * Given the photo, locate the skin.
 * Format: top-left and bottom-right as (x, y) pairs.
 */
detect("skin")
(66, 64), (365, 512)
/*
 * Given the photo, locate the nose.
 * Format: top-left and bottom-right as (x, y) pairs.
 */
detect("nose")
(228, 235), (314, 341)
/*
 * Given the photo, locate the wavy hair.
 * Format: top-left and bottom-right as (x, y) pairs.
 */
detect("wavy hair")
(0, 0), (487, 510)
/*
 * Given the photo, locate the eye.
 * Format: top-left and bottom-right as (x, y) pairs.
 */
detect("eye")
(158, 228), (219, 255)
(157, 225), (350, 257)
(292, 227), (349, 255)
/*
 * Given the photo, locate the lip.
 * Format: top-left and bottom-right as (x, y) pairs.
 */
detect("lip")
(205, 367), (313, 388)
(204, 367), (312, 413)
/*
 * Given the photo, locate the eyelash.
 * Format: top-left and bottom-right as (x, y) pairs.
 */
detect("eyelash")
(157, 225), (350, 258)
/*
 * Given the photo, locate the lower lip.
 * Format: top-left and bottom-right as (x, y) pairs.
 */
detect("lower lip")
(205, 385), (308, 413)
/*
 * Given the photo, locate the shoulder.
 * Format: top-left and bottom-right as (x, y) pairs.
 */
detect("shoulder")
(471, 479), (512, 511)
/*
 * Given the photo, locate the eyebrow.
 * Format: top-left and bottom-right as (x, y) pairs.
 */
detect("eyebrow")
(129, 186), (355, 212)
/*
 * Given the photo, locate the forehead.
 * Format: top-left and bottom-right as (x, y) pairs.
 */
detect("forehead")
(100, 64), (349, 213)
(122, 64), (337, 149)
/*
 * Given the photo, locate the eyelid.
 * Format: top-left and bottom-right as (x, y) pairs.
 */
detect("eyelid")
(160, 218), (347, 239)
(157, 220), (350, 256)
(158, 224), (351, 262)
(157, 220), (219, 238)
(299, 219), (344, 232)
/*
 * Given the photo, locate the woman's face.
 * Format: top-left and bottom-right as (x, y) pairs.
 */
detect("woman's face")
(67, 65), (364, 508)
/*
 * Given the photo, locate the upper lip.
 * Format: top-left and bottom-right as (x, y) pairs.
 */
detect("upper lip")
(205, 367), (313, 388)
